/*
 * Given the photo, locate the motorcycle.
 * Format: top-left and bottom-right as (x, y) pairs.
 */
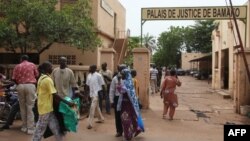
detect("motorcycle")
(0, 83), (19, 122)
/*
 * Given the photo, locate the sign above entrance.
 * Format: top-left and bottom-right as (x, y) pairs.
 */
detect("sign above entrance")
(141, 6), (247, 20)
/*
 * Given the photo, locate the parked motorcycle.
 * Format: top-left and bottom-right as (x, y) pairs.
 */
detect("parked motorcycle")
(0, 83), (18, 121)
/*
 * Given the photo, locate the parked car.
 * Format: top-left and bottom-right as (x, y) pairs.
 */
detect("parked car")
(176, 69), (186, 76)
(189, 70), (198, 76)
(194, 71), (209, 80)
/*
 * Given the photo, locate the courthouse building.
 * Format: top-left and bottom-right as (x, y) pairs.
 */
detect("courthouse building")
(211, 1), (250, 113)
(46, 0), (128, 72)
(0, 0), (128, 73)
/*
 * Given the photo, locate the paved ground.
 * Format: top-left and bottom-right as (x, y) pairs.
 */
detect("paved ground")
(1, 76), (250, 141)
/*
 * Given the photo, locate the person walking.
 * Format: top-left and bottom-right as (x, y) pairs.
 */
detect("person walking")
(160, 67), (170, 89)
(109, 64), (126, 137)
(32, 61), (75, 141)
(86, 65), (105, 129)
(150, 64), (158, 94)
(118, 68), (144, 141)
(99, 62), (112, 114)
(12, 55), (39, 134)
(51, 56), (78, 98)
(156, 66), (162, 91)
(160, 69), (181, 120)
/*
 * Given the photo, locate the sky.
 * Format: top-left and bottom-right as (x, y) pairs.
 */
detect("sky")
(118, 0), (248, 38)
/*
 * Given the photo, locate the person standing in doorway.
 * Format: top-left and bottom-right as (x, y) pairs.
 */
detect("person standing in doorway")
(51, 56), (78, 98)
(99, 62), (112, 114)
(12, 55), (39, 134)
(86, 65), (105, 129)
(160, 69), (181, 120)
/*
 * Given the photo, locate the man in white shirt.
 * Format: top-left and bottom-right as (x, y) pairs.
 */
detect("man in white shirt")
(109, 64), (126, 137)
(86, 65), (105, 129)
(99, 62), (112, 114)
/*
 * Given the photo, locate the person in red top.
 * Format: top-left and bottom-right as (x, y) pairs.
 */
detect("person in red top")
(12, 55), (39, 135)
(160, 69), (181, 120)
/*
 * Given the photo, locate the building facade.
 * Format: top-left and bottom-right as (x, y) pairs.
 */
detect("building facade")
(41, 0), (127, 72)
(0, 0), (127, 73)
(211, 1), (250, 113)
(181, 53), (209, 70)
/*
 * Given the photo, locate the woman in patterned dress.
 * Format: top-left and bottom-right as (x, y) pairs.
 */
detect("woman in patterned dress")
(117, 69), (144, 141)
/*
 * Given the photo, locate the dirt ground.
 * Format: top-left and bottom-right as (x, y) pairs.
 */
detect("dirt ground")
(1, 76), (250, 141)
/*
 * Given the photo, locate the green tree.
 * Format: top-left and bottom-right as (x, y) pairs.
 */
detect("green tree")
(124, 36), (140, 66)
(153, 20), (214, 67)
(0, 0), (100, 54)
(183, 20), (215, 53)
(182, 26), (194, 53)
(153, 26), (184, 68)
(143, 33), (156, 54)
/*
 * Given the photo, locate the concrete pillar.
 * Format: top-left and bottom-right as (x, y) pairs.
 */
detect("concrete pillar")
(132, 48), (150, 109)
(234, 51), (250, 113)
(100, 48), (116, 73)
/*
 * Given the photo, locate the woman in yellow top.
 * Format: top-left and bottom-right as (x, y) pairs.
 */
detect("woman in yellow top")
(32, 61), (74, 141)
(131, 69), (142, 109)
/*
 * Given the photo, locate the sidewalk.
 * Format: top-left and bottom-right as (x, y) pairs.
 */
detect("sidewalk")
(1, 76), (250, 141)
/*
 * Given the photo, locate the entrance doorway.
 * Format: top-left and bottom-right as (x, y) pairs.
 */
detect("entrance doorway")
(221, 49), (229, 89)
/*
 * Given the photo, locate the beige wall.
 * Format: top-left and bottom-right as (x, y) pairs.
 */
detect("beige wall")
(133, 48), (150, 109)
(0, 0), (126, 69)
(40, 43), (99, 65)
(212, 1), (250, 113)
(234, 52), (250, 113)
(98, 34), (114, 48)
(100, 48), (116, 73)
(96, 0), (126, 40)
(39, 0), (126, 68)
(212, 19), (246, 95)
(91, 0), (98, 22)
(181, 53), (208, 70)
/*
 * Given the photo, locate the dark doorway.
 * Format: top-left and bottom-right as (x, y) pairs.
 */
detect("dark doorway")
(221, 49), (229, 89)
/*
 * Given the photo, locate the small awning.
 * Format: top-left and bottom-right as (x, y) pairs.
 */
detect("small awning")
(189, 54), (212, 62)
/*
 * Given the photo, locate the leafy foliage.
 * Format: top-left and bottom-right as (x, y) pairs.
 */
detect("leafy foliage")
(153, 20), (215, 67)
(184, 20), (215, 53)
(0, 0), (100, 54)
(153, 26), (184, 68)
(142, 33), (156, 53)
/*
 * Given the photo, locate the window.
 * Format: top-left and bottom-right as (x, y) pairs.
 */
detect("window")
(49, 55), (76, 65)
